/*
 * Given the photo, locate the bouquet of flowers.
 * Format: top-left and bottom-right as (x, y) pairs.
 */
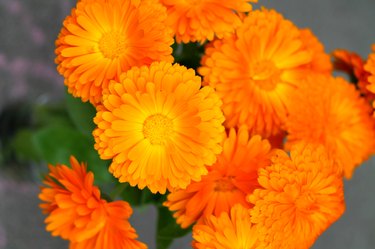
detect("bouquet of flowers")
(11, 0), (375, 248)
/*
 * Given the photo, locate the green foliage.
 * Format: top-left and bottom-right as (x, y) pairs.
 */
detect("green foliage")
(117, 183), (165, 207)
(156, 206), (192, 249)
(32, 124), (112, 183)
(34, 102), (73, 128)
(65, 93), (96, 138)
(10, 94), (112, 184)
(172, 42), (205, 70)
(11, 129), (40, 161)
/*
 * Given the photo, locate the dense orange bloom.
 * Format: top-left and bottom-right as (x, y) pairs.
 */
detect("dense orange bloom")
(163, 127), (272, 228)
(192, 204), (259, 249)
(333, 49), (374, 100)
(248, 144), (345, 249)
(365, 44), (375, 93)
(159, 0), (254, 43)
(55, 0), (173, 104)
(39, 156), (146, 249)
(199, 9), (315, 138)
(286, 74), (375, 178)
(93, 61), (225, 194)
(298, 28), (332, 74)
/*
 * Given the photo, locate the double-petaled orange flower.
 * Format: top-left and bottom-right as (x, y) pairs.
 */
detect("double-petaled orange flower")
(199, 9), (318, 138)
(192, 204), (259, 249)
(55, 0), (173, 104)
(248, 144), (345, 249)
(93, 61), (225, 194)
(164, 127), (272, 228)
(286, 74), (375, 178)
(159, 0), (255, 43)
(39, 156), (146, 249)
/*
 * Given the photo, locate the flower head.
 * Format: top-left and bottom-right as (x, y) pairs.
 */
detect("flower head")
(93, 61), (225, 194)
(55, 0), (174, 104)
(199, 9), (315, 137)
(163, 127), (272, 228)
(160, 0), (254, 43)
(286, 74), (375, 178)
(39, 156), (146, 249)
(192, 204), (259, 249)
(248, 144), (345, 249)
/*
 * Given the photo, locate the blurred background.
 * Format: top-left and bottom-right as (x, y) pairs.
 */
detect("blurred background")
(0, 0), (374, 248)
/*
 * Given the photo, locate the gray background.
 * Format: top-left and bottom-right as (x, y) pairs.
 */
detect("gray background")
(0, 0), (375, 248)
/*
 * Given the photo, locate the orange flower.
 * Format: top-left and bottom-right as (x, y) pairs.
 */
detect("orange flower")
(93, 61), (225, 194)
(39, 156), (146, 249)
(286, 74), (375, 178)
(298, 28), (332, 74)
(333, 49), (375, 100)
(199, 9), (314, 138)
(163, 127), (272, 228)
(55, 0), (173, 104)
(365, 44), (375, 93)
(159, 0), (254, 43)
(248, 144), (345, 249)
(192, 204), (259, 249)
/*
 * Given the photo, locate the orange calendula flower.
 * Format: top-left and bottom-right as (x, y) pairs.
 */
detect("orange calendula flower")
(163, 127), (272, 228)
(192, 204), (259, 249)
(159, 0), (254, 43)
(39, 156), (146, 249)
(286, 74), (375, 178)
(93, 61), (225, 194)
(333, 49), (375, 100)
(364, 44), (375, 93)
(199, 9), (314, 138)
(55, 0), (174, 104)
(248, 144), (345, 249)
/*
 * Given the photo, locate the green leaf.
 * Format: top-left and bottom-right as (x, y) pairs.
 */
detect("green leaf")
(34, 103), (73, 128)
(118, 183), (165, 207)
(11, 129), (41, 161)
(65, 93), (96, 138)
(32, 125), (112, 184)
(156, 206), (191, 249)
(172, 42), (205, 70)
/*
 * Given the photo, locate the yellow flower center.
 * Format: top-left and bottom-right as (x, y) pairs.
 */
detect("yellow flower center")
(214, 177), (236, 192)
(143, 114), (173, 145)
(99, 31), (127, 59)
(250, 60), (281, 91)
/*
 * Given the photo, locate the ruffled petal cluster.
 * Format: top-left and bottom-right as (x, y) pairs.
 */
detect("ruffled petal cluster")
(93, 61), (225, 194)
(333, 49), (375, 100)
(286, 74), (375, 178)
(248, 144), (345, 249)
(160, 0), (254, 43)
(192, 204), (259, 249)
(199, 9), (316, 137)
(39, 156), (146, 249)
(164, 127), (272, 228)
(298, 28), (332, 74)
(55, 0), (174, 104)
(365, 44), (375, 92)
